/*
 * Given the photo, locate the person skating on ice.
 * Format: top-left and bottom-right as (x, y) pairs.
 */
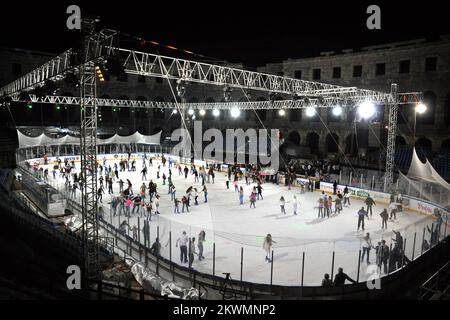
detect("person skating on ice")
(379, 208), (389, 229)
(256, 183), (263, 200)
(239, 186), (244, 205)
(361, 232), (375, 264)
(202, 185), (208, 203)
(388, 201), (399, 220)
(364, 194), (376, 218)
(198, 231), (206, 261)
(263, 234), (276, 263)
(280, 196), (286, 214)
(317, 197), (324, 218)
(293, 195), (298, 215)
(249, 187), (257, 208)
(357, 207), (368, 231)
(176, 231), (189, 264)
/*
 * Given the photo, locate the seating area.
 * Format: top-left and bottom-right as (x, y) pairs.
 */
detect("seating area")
(432, 152), (450, 180)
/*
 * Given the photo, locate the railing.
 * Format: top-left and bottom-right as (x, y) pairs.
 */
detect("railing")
(420, 261), (450, 300)
(12, 146), (450, 299)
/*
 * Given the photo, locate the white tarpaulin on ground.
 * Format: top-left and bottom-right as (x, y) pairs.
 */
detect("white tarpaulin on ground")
(17, 130), (161, 149)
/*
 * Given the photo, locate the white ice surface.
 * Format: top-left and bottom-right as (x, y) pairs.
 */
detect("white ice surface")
(43, 156), (435, 286)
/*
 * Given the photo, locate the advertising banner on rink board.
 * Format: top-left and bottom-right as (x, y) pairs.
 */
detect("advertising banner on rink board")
(319, 182), (391, 204)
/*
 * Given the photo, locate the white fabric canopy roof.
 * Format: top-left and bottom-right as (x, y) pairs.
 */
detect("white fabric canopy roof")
(17, 130), (161, 149)
(406, 147), (450, 189)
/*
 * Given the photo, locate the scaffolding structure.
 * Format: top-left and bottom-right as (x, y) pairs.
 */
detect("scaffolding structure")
(0, 28), (424, 280)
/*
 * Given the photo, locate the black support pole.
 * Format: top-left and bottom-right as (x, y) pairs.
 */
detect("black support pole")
(331, 251), (335, 280)
(212, 242), (216, 284)
(357, 250), (362, 282)
(240, 247), (244, 283)
(301, 252), (305, 297)
(421, 227), (426, 255)
(270, 250), (274, 287)
(412, 232), (417, 261)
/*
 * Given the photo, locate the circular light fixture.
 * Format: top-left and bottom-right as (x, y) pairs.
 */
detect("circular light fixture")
(199, 109), (206, 116)
(305, 106), (316, 117)
(188, 109), (194, 116)
(213, 109), (220, 117)
(332, 106), (342, 117)
(357, 101), (376, 119)
(192, 115), (196, 120)
(230, 107), (240, 118)
(278, 109), (286, 116)
(415, 103), (427, 114)
(172, 109), (178, 114)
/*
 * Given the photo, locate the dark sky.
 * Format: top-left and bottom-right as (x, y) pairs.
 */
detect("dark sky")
(1, 1), (449, 68)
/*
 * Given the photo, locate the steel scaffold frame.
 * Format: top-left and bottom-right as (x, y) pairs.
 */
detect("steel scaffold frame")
(11, 92), (422, 109)
(80, 20), (100, 283)
(385, 83), (399, 189)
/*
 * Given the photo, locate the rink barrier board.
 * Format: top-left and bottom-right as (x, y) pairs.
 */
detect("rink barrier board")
(18, 153), (450, 297)
(319, 181), (449, 221)
(24, 153), (449, 221)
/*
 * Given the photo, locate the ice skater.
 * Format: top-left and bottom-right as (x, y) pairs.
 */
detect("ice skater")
(262, 234), (276, 263)
(379, 208), (389, 229)
(317, 197), (324, 218)
(198, 230), (206, 261)
(256, 183), (263, 200)
(357, 207), (368, 231)
(249, 188), (257, 208)
(202, 185), (208, 203)
(364, 194), (376, 217)
(233, 179), (239, 192)
(280, 196), (286, 214)
(176, 231), (189, 264)
(389, 201), (399, 220)
(239, 186), (244, 205)
(293, 195), (298, 215)
(361, 232), (374, 263)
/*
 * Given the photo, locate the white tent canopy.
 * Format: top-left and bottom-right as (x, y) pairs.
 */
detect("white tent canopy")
(17, 130), (161, 149)
(398, 147), (450, 206)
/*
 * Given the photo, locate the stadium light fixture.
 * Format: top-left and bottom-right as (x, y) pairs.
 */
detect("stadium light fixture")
(305, 106), (316, 117)
(357, 101), (376, 119)
(188, 108), (194, 116)
(230, 107), (240, 118)
(332, 105), (342, 117)
(172, 109), (178, 114)
(278, 109), (286, 116)
(213, 109), (220, 117)
(415, 103), (427, 114)
(199, 109), (206, 116)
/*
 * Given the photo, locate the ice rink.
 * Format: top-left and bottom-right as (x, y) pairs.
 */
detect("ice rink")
(42, 155), (435, 286)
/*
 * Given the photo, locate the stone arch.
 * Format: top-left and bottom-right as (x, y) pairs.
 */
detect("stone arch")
(442, 138), (450, 151)
(287, 131), (301, 146)
(396, 135), (407, 147)
(415, 137), (432, 149)
(444, 92), (450, 126)
(345, 134), (358, 156)
(306, 132), (320, 153)
(326, 133), (339, 153)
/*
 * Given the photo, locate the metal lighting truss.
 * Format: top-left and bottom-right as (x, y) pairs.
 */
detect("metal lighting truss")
(115, 47), (395, 101)
(78, 24), (120, 284)
(1, 28), (424, 203)
(13, 92), (422, 110)
(385, 83), (399, 188)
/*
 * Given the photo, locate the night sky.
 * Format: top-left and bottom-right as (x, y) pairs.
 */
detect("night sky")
(1, 1), (449, 68)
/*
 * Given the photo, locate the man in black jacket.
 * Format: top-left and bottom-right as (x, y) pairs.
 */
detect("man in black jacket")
(334, 268), (356, 285)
